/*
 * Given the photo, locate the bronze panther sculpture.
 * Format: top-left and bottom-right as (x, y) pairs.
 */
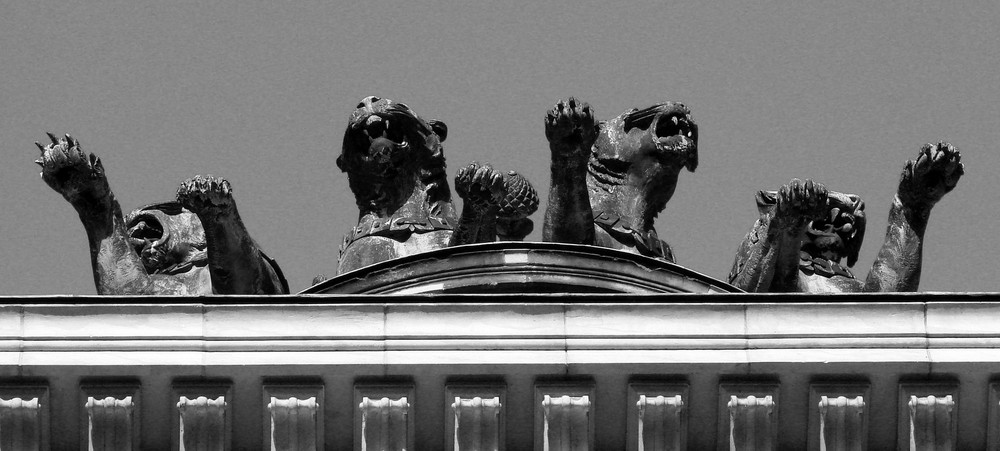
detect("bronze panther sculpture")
(336, 96), (538, 274)
(542, 98), (697, 261)
(35, 133), (287, 295)
(728, 142), (964, 292)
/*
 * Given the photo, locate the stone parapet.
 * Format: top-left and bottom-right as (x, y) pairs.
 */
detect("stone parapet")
(0, 295), (998, 449)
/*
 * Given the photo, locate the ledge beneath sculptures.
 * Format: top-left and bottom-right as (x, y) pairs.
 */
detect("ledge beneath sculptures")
(1, 295), (999, 369)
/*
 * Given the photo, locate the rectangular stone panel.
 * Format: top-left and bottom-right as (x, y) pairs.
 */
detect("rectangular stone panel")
(627, 383), (687, 451)
(446, 384), (506, 451)
(355, 384), (414, 451)
(0, 386), (48, 451)
(719, 383), (779, 451)
(988, 382), (1000, 451)
(535, 383), (594, 451)
(263, 384), (324, 451)
(808, 383), (869, 451)
(81, 384), (140, 451)
(898, 383), (958, 451)
(173, 383), (231, 451)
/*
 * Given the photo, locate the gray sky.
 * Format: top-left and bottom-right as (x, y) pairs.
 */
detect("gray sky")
(3, 1), (998, 294)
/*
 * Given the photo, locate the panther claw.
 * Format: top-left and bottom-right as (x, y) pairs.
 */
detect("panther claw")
(455, 162), (505, 213)
(36, 133), (108, 203)
(176, 175), (235, 214)
(776, 178), (828, 223)
(545, 97), (597, 152)
(898, 142), (964, 209)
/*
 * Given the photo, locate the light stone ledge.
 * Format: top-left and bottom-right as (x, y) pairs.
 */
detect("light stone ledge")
(2, 302), (1000, 367)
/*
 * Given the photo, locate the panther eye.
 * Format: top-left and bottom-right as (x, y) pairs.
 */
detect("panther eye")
(623, 110), (655, 132)
(357, 96), (382, 109)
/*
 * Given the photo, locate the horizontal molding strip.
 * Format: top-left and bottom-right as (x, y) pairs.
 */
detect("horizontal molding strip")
(0, 301), (998, 366)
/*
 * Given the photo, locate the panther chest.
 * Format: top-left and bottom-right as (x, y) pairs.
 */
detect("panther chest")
(796, 253), (862, 292)
(798, 271), (863, 293)
(338, 230), (452, 274)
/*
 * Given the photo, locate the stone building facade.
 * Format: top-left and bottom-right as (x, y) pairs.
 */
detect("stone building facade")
(1, 242), (996, 450)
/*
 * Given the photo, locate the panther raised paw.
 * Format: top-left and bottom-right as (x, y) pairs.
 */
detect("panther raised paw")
(897, 142), (964, 211)
(35, 133), (109, 205)
(451, 162), (539, 245)
(454, 162), (505, 213)
(176, 175), (235, 215)
(775, 178), (828, 226)
(545, 97), (597, 157)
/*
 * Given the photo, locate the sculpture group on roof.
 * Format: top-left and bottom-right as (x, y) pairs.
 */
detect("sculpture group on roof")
(33, 95), (964, 295)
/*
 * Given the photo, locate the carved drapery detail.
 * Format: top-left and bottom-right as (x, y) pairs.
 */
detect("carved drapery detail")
(86, 396), (134, 451)
(359, 396), (409, 451)
(636, 394), (684, 451)
(728, 395), (775, 451)
(268, 396), (318, 451)
(0, 397), (41, 451)
(542, 394), (590, 451)
(818, 396), (864, 451)
(451, 396), (501, 451)
(177, 396), (227, 451)
(908, 395), (954, 451)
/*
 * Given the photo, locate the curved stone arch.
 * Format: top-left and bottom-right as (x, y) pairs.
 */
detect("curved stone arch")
(304, 242), (741, 294)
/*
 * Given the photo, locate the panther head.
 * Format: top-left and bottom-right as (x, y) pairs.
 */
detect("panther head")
(754, 189), (866, 267)
(803, 191), (866, 267)
(337, 96), (450, 214)
(124, 202), (207, 274)
(588, 102), (698, 217)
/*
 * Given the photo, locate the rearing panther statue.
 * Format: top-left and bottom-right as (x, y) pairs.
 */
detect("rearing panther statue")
(542, 97), (698, 262)
(728, 142), (964, 292)
(35, 133), (288, 295)
(336, 96), (539, 274)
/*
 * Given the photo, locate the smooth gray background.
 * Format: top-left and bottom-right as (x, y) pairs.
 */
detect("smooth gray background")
(2, 1), (997, 294)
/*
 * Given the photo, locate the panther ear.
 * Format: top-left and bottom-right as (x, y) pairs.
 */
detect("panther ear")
(755, 190), (778, 215)
(428, 120), (448, 142)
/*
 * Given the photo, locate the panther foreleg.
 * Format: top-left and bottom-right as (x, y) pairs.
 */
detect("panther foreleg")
(543, 98), (597, 245)
(864, 142), (964, 292)
(36, 134), (158, 294)
(176, 175), (287, 294)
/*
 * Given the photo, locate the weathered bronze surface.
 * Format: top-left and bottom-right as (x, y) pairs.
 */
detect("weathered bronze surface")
(335, 96), (456, 274)
(337, 97), (537, 274)
(35, 134), (287, 294)
(36, 96), (967, 294)
(542, 98), (698, 262)
(450, 162), (538, 246)
(729, 142), (964, 292)
(176, 175), (288, 295)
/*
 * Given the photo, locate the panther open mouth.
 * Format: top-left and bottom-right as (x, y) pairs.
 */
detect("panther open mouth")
(808, 207), (856, 238)
(343, 100), (426, 180)
(805, 193), (866, 265)
(623, 103), (698, 172)
(127, 212), (171, 272)
(339, 96), (453, 213)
